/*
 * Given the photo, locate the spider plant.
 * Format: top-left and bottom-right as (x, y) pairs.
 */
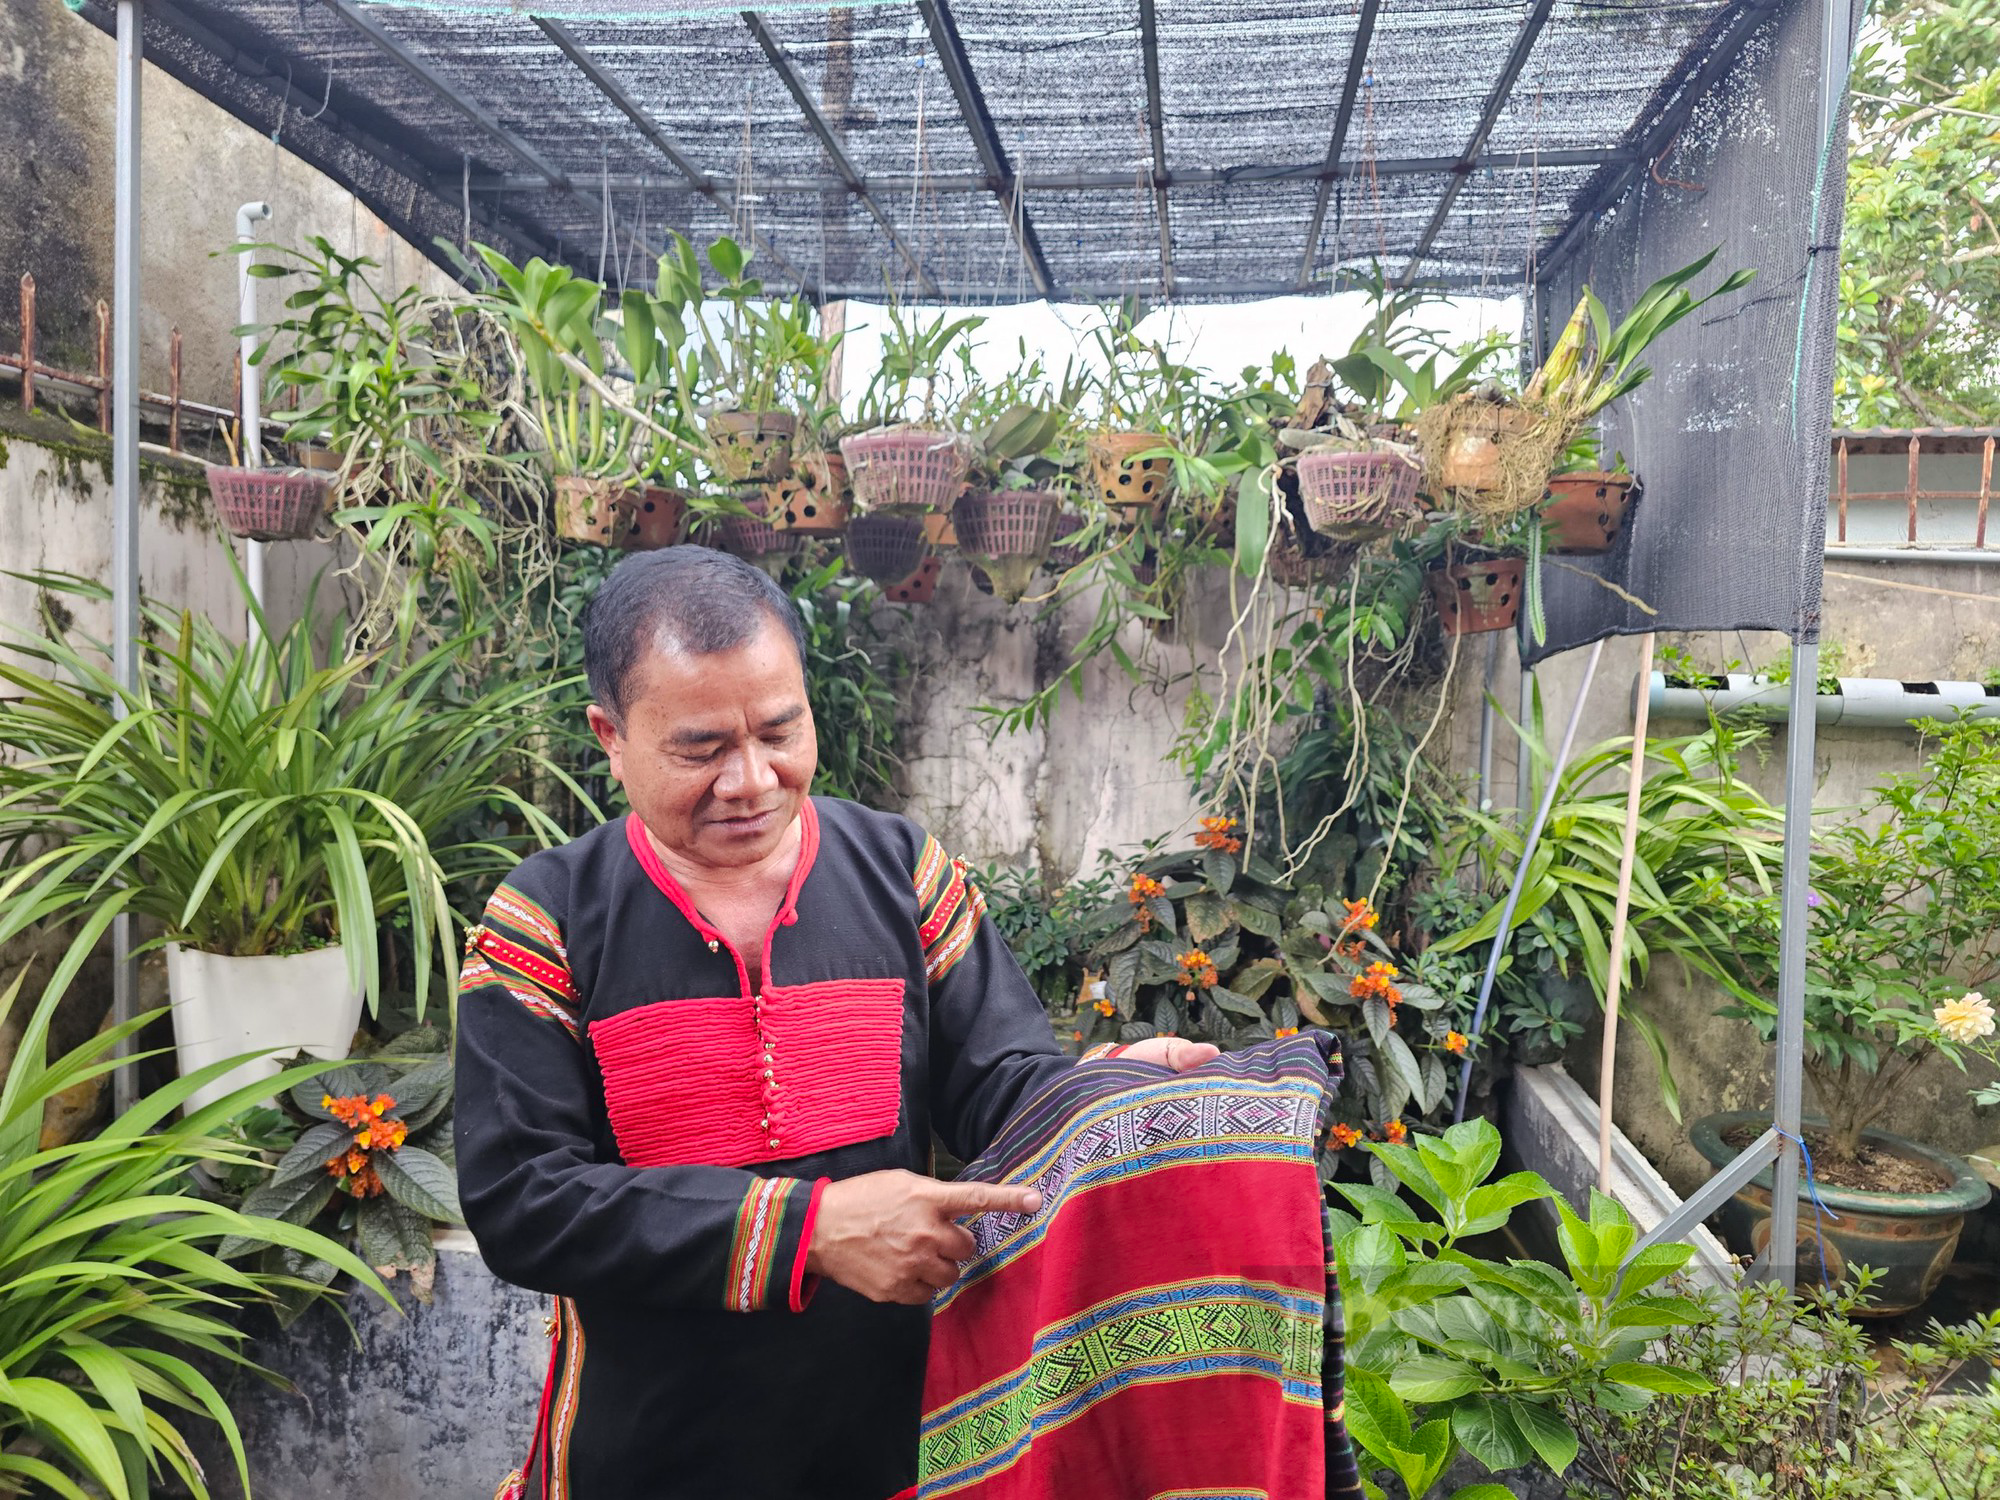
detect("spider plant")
(0, 568), (589, 1014)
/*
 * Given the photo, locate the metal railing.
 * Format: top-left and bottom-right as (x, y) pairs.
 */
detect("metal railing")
(1831, 426), (1998, 551)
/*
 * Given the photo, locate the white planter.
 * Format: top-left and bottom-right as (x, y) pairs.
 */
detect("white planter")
(166, 944), (365, 1114)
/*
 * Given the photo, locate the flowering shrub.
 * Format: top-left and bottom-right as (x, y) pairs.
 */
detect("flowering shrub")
(1079, 841), (1475, 1161)
(221, 1027), (461, 1313)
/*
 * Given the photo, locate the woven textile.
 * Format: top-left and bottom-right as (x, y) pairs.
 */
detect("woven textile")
(922, 1032), (1364, 1500)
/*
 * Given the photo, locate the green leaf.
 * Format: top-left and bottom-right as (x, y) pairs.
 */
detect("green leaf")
(1602, 1361), (1717, 1395)
(1202, 848), (1238, 894)
(374, 1146), (462, 1224)
(1451, 1396), (1532, 1473)
(1506, 1398), (1579, 1476)
(1389, 1355), (1485, 1403)
(1186, 892), (1233, 945)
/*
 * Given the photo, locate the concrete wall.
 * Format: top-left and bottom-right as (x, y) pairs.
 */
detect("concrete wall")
(1445, 556), (2000, 1197)
(0, 0), (455, 414)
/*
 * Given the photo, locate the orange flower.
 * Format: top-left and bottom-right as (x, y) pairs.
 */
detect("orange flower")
(1194, 816), (1243, 855)
(1337, 938), (1366, 960)
(1128, 872), (1165, 929)
(1379, 1120), (1408, 1144)
(1274, 1026), (1299, 1039)
(1329, 1123), (1362, 1149)
(1340, 898), (1379, 933)
(1176, 950), (1219, 989)
(1072, 1029), (1085, 1042)
(1444, 1031), (1469, 1055)
(1094, 997), (1117, 1018)
(1349, 961), (1402, 1007)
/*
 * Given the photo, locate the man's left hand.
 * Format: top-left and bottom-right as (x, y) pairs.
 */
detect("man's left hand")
(1114, 1036), (1220, 1071)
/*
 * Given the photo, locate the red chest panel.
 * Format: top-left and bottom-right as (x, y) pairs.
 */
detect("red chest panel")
(589, 978), (906, 1168)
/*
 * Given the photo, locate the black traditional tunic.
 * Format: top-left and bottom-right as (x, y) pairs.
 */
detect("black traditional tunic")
(454, 797), (1073, 1500)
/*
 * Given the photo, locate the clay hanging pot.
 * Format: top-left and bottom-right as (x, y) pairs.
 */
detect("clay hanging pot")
(839, 428), (971, 514)
(620, 486), (687, 551)
(1296, 447), (1422, 541)
(770, 452), (851, 534)
(846, 512), (929, 583)
(953, 489), (1061, 603)
(711, 489), (805, 573)
(551, 475), (640, 546)
(1543, 471), (1638, 555)
(205, 467), (331, 542)
(1427, 557), (1525, 636)
(706, 410), (797, 483)
(882, 554), (943, 605)
(921, 511), (959, 548)
(1085, 432), (1176, 526)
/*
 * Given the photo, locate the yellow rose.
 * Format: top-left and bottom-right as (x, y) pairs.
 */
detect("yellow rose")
(1933, 991), (1996, 1044)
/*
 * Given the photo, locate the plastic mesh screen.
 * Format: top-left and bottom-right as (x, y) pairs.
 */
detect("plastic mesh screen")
(141, 0), (1790, 302)
(1522, 0), (1852, 659)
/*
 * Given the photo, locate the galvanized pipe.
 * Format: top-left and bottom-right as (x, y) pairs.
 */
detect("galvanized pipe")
(111, 0), (142, 1116)
(237, 201), (272, 641)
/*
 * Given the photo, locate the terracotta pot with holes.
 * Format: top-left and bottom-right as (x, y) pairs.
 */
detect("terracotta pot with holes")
(1427, 557), (1525, 636)
(770, 452), (850, 534)
(706, 410), (796, 483)
(552, 476), (638, 547)
(620, 486), (687, 551)
(1436, 397), (1538, 495)
(921, 511), (959, 548)
(1543, 471), (1638, 555)
(1086, 432), (1176, 525)
(882, 555), (942, 605)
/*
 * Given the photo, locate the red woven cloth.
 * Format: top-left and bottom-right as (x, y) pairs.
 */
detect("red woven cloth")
(920, 1032), (1363, 1499)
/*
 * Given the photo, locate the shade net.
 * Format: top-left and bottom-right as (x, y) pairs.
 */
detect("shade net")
(140, 0), (1763, 303)
(1521, 0), (1854, 659)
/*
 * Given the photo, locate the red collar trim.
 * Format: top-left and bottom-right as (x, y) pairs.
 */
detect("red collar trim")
(622, 801), (820, 980)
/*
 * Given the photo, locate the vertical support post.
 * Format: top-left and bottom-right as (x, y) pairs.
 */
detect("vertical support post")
(110, 0), (143, 1117)
(1759, 642), (1819, 1289)
(1835, 437), (1848, 543)
(1597, 632), (1655, 1191)
(1475, 631), (1501, 813)
(167, 328), (182, 453)
(237, 202), (273, 640)
(18, 273), (34, 412)
(1905, 434), (1919, 542)
(1977, 436), (1992, 550)
(96, 300), (112, 432)
(1515, 659), (1534, 816)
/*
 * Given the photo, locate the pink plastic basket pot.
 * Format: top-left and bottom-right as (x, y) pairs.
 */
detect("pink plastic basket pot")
(1296, 449), (1422, 538)
(713, 490), (804, 565)
(839, 428), (970, 514)
(845, 512), (929, 583)
(953, 489), (1061, 561)
(204, 468), (330, 542)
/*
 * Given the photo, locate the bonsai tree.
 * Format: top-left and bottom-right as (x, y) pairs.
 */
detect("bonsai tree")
(1717, 719), (2000, 1163)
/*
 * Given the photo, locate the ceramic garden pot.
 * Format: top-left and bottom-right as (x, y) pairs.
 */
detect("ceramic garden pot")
(705, 410), (796, 483)
(1426, 557), (1524, 636)
(205, 467), (330, 542)
(881, 554), (943, 605)
(619, 486), (687, 550)
(166, 945), (363, 1115)
(839, 428), (970, 514)
(1690, 1110), (1993, 1316)
(1085, 432), (1176, 525)
(1544, 471), (1638, 555)
(769, 453), (851, 534)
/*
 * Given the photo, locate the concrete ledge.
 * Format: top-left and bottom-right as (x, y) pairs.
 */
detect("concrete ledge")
(1504, 1062), (1736, 1287)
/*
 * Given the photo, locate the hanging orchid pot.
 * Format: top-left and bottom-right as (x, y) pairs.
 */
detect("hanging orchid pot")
(883, 554), (944, 605)
(846, 512), (929, 584)
(205, 467), (331, 543)
(1297, 446), (1422, 541)
(620, 486), (688, 551)
(840, 428), (971, 514)
(1543, 471), (1639, 555)
(712, 489), (805, 575)
(1086, 432), (1176, 526)
(552, 475), (640, 546)
(1417, 394), (1564, 521)
(1129, 548), (1160, 588)
(770, 452), (851, 535)
(1266, 531), (1359, 590)
(706, 410), (796, 483)
(1427, 556), (1525, 636)
(954, 489), (1061, 604)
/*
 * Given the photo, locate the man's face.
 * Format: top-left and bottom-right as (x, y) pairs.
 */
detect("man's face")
(588, 615), (817, 870)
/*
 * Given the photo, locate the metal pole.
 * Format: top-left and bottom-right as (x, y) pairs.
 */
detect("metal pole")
(111, 0), (143, 1116)
(1515, 658), (1535, 816)
(1475, 631), (1501, 812)
(237, 201), (271, 641)
(1597, 633), (1656, 1191)
(1454, 638), (1604, 1122)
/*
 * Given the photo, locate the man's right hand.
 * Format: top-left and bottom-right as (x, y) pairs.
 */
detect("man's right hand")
(804, 1170), (1042, 1305)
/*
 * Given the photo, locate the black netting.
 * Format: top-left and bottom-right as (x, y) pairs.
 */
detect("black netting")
(138, 0), (1791, 304)
(1522, 0), (1854, 659)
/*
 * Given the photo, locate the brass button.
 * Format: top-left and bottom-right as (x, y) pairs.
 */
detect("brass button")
(768, 1138), (780, 1150)
(706, 938), (719, 953)
(763, 1068), (774, 1080)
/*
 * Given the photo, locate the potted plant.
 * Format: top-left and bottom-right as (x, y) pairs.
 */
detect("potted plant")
(1699, 720), (2000, 1313)
(840, 304), (980, 514)
(952, 402), (1067, 603)
(1080, 303), (1202, 527)
(204, 432), (332, 543)
(704, 487), (807, 574)
(473, 243), (690, 545)
(881, 554), (943, 605)
(845, 511), (929, 584)
(1415, 250), (1755, 520)
(1544, 458), (1640, 555)
(0, 570), (578, 1111)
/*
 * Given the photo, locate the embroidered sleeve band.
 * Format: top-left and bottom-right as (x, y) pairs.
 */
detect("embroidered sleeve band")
(724, 1175), (822, 1313)
(459, 884), (581, 1039)
(914, 835), (986, 986)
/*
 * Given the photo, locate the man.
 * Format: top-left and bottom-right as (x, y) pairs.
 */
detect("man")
(455, 546), (1216, 1500)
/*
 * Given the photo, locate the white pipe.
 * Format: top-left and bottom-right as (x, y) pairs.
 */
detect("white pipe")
(237, 201), (272, 641)
(111, 0), (143, 1116)
(1825, 547), (2000, 565)
(1647, 670), (2000, 726)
